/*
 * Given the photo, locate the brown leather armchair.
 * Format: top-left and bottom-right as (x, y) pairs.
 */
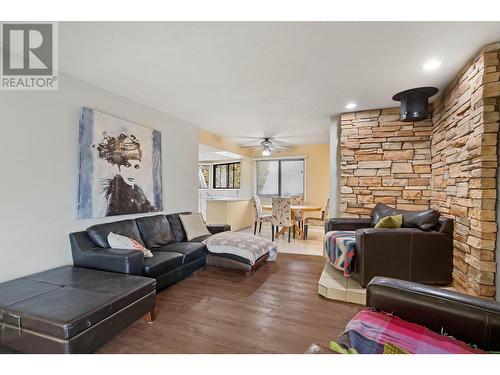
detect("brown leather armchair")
(325, 203), (454, 287)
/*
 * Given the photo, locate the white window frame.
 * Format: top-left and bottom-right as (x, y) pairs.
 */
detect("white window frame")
(198, 164), (211, 190)
(253, 156), (307, 199)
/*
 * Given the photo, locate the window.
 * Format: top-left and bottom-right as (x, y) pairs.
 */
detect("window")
(213, 162), (241, 189)
(198, 165), (210, 189)
(256, 159), (304, 197)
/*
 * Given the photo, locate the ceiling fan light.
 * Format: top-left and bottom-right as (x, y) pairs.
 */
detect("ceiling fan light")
(262, 148), (271, 156)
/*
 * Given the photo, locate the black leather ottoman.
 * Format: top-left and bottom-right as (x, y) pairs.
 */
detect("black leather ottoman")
(0, 266), (156, 354)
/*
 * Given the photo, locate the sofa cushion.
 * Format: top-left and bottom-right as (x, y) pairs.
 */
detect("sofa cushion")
(166, 212), (192, 242)
(156, 242), (206, 264)
(136, 214), (175, 248)
(143, 251), (184, 278)
(371, 203), (397, 227)
(179, 213), (211, 241)
(87, 219), (145, 248)
(374, 214), (403, 229)
(107, 232), (153, 258)
(371, 203), (440, 230)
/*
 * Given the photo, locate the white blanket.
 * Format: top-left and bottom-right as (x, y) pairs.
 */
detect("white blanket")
(203, 231), (277, 265)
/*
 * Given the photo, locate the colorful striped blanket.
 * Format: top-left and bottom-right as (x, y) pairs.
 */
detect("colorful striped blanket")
(332, 309), (484, 354)
(324, 230), (356, 276)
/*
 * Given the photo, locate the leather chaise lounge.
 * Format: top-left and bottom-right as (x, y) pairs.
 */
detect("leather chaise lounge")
(69, 212), (230, 291)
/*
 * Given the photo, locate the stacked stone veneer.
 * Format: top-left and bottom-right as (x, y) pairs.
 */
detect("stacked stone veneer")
(430, 44), (500, 297)
(340, 109), (433, 217)
(339, 42), (500, 298)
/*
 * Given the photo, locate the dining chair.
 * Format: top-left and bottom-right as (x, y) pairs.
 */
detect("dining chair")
(303, 198), (330, 239)
(252, 195), (273, 237)
(272, 197), (297, 243)
(289, 195), (305, 228)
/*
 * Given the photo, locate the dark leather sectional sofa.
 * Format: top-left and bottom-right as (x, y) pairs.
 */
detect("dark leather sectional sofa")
(325, 203), (454, 287)
(69, 212), (230, 291)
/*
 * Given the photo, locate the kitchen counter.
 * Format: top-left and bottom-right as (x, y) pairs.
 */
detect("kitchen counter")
(205, 198), (254, 231)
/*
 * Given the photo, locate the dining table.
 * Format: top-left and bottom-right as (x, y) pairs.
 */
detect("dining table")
(261, 204), (322, 240)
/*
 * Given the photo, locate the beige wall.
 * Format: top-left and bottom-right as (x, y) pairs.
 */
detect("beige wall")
(198, 129), (253, 198)
(0, 72), (199, 283)
(199, 128), (251, 157)
(199, 128), (330, 216)
(250, 144), (330, 211)
(206, 199), (254, 230)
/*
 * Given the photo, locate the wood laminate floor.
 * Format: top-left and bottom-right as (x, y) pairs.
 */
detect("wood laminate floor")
(97, 254), (362, 354)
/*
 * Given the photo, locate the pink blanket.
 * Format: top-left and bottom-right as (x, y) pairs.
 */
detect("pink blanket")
(334, 309), (484, 354)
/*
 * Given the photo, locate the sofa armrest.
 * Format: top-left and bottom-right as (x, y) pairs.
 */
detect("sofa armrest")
(353, 228), (453, 286)
(70, 231), (145, 275)
(324, 218), (372, 233)
(74, 247), (145, 275)
(206, 224), (231, 235)
(367, 277), (500, 351)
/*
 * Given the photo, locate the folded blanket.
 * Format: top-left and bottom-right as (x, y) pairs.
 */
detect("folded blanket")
(332, 309), (484, 354)
(324, 230), (356, 276)
(203, 231), (277, 265)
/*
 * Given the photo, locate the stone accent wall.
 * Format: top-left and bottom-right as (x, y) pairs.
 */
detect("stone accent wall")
(430, 43), (500, 298)
(339, 42), (500, 299)
(339, 109), (433, 217)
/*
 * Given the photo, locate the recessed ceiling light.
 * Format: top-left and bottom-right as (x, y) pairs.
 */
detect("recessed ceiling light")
(422, 59), (442, 71)
(345, 103), (357, 109)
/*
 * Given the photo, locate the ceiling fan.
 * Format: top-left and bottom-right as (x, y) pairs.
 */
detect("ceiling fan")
(240, 137), (294, 156)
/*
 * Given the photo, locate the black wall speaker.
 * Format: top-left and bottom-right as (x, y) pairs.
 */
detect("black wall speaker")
(392, 87), (438, 122)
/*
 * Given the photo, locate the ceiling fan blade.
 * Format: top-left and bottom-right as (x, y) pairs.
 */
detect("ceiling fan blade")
(269, 140), (295, 147)
(231, 136), (268, 141)
(240, 144), (263, 149)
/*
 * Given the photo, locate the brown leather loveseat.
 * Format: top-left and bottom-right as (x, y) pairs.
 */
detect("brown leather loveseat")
(325, 203), (454, 287)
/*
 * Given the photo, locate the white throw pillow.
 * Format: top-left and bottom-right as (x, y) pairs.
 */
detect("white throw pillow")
(107, 232), (153, 258)
(179, 213), (211, 241)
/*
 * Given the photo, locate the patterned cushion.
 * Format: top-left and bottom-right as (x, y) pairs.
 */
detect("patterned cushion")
(289, 196), (304, 220)
(304, 217), (324, 226)
(324, 231), (356, 276)
(257, 215), (273, 222)
(272, 197), (294, 226)
(107, 232), (153, 258)
(253, 195), (264, 217)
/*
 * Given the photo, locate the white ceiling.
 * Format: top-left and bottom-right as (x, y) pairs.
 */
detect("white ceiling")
(59, 22), (500, 145)
(198, 144), (241, 162)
